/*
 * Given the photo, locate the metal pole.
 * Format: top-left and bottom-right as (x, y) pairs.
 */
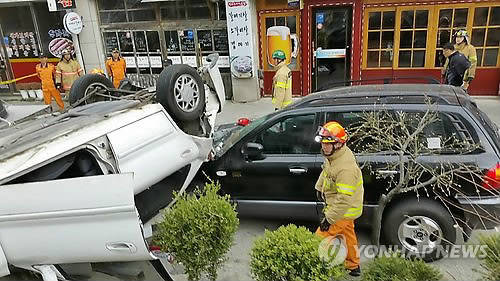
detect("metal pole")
(66, 10), (86, 74)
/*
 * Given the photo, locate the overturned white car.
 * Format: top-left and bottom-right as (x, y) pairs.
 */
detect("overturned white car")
(0, 54), (225, 280)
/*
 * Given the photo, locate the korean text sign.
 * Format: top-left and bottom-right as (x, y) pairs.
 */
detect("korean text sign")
(226, 0), (254, 78)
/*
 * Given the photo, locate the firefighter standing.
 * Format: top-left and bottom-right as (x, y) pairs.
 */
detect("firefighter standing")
(56, 49), (83, 93)
(271, 50), (292, 110)
(314, 121), (364, 277)
(442, 29), (477, 90)
(36, 54), (64, 111)
(106, 48), (126, 88)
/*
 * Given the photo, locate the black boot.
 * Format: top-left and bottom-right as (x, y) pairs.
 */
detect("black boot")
(348, 266), (361, 277)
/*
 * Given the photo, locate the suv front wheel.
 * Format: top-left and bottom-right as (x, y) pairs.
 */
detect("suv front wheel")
(383, 198), (456, 262)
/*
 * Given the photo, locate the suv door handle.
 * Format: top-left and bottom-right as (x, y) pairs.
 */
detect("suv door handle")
(289, 167), (307, 175)
(106, 242), (137, 254)
(377, 170), (399, 175)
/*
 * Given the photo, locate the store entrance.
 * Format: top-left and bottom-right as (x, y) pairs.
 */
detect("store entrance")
(312, 7), (352, 92)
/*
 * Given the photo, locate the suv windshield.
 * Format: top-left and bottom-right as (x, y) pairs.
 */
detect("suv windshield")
(214, 114), (274, 157)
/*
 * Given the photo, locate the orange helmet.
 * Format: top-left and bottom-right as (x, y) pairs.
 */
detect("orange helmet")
(315, 121), (347, 143)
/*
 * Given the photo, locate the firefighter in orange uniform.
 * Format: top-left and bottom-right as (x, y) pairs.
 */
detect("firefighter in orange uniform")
(55, 49), (83, 93)
(106, 48), (126, 88)
(314, 121), (364, 277)
(36, 53), (64, 111)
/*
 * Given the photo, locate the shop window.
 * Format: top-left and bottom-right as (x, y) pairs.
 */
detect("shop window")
(164, 28), (229, 68)
(398, 9), (428, 68)
(261, 12), (301, 71)
(103, 30), (162, 75)
(0, 6), (38, 59)
(435, 8), (469, 67)
(161, 1), (186, 21)
(366, 10), (395, 68)
(473, 6), (500, 67)
(160, 0), (215, 20)
(33, 3), (67, 59)
(98, 0), (156, 23)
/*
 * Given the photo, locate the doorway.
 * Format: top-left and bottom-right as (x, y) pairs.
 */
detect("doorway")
(312, 7), (352, 92)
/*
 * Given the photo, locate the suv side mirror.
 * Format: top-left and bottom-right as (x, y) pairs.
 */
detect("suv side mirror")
(242, 142), (265, 161)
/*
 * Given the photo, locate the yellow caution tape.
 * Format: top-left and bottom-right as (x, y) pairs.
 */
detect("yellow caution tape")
(0, 73), (38, 85)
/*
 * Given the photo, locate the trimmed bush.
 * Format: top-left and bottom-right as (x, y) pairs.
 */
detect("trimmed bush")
(362, 254), (442, 281)
(153, 182), (239, 281)
(250, 224), (346, 281)
(478, 234), (500, 281)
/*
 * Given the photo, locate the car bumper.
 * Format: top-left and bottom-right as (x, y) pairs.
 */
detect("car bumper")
(456, 195), (500, 230)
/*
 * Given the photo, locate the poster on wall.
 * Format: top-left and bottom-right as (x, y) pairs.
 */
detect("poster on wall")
(226, 0), (254, 78)
(266, 26), (298, 70)
(6, 32), (39, 58)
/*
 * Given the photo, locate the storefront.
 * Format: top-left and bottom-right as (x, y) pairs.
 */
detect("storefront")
(0, 1), (69, 92)
(96, 0), (233, 98)
(257, 0), (500, 96)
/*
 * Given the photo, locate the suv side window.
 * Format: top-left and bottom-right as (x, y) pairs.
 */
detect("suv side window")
(253, 114), (316, 154)
(327, 110), (479, 154)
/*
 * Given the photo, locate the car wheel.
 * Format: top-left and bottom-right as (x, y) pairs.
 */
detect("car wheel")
(156, 64), (205, 121)
(383, 198), (456, 262)
(69, 74), (115, 107)
(0, 100), (7, 119)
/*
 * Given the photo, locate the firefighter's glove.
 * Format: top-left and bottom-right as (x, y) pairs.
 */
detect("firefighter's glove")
(320, 217), (330, 232)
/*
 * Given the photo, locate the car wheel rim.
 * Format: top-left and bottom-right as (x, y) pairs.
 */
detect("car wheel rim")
(397, 216), (443, 254)
(174, 74), (200, 113)
(84, 82), (111, 104)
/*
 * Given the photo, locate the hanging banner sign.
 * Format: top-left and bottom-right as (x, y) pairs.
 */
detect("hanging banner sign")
(63, 12), (83, 35)
(226, 0), (254, 78)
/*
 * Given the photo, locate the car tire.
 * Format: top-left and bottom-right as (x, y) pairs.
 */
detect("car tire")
(383, 198), (456, 262)
(0, 100), (7, 119)
(156, 64), (205, 121)
(69, 74), (114, 106)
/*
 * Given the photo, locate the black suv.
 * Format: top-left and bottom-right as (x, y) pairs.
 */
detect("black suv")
(198, 84), (500, 259)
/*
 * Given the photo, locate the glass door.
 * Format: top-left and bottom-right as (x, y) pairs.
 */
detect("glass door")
(312, 7), (352, 92)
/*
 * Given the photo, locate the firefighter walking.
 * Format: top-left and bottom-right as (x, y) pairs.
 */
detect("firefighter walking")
(271, 50), (292, 110)
(56, 49), (83, 93)
(106, 48), (126, 88)
(314, 121), (364, 277)
(36, 54), (64, 111)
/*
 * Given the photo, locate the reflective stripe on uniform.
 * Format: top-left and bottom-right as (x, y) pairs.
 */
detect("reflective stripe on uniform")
(276, 81), (289, 89)
(336, 179), (363, 196)
(344, 206), (362, 217)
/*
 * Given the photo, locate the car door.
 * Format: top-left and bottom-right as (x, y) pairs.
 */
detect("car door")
(0, 173), (153, 273)
(221, 113), (322, 220)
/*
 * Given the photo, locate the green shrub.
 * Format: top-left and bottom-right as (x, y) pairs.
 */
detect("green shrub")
(153, 182), (239, 281)
(362, 254), (442, 281)
(478, 234), (500, 281)
(250, 224), (346, 281)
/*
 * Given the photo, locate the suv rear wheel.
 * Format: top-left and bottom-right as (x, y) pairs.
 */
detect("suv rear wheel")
(156, 64), (205, 121)
(383, 198), (456, 262)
